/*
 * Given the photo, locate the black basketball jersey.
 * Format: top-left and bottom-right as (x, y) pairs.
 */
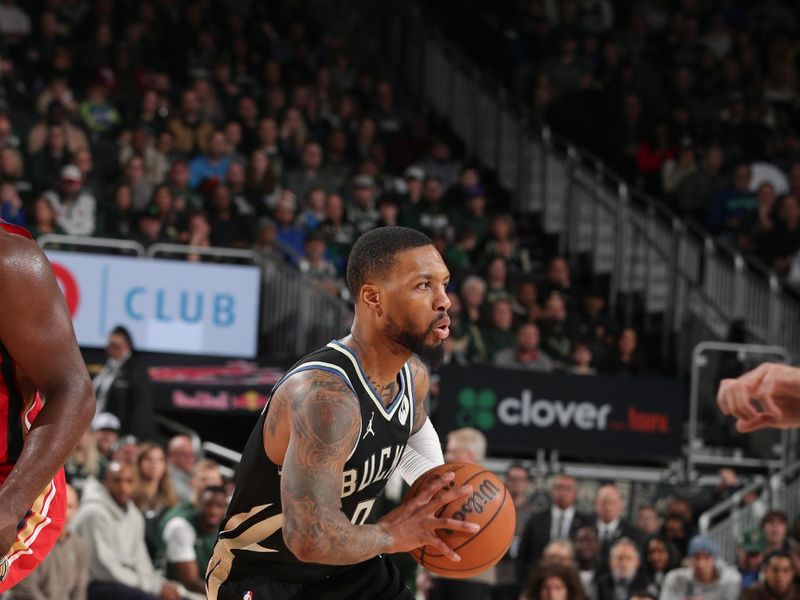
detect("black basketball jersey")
(207, 340), (415, 590)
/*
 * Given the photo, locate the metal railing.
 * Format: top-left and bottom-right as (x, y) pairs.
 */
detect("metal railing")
(201, 442), (242, 480)
(389, 5), (800, 362)
(687, 342), (792, 477)
(38, 234), (145, 256)
(770, 461), (800, 521)
(698, 477), (770, 564)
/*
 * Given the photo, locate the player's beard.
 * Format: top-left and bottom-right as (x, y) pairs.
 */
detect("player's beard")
(385, 313), (445, 370)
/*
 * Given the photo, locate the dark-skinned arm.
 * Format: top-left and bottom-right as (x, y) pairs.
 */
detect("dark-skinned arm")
(279, 370), (477, 564)
(0, 237), (94, 552)
(171, 560), (205, 594)
(408, 355), (432, 435)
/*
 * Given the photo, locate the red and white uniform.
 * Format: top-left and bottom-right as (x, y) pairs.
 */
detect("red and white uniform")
(0, 220), (66, 592)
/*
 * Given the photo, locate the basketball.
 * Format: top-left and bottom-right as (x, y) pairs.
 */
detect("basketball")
(405, 462), (516, 579)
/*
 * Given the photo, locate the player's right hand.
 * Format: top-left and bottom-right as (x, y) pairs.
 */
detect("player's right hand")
(376, 471), (480, 562)
(718, 363), (800, 432)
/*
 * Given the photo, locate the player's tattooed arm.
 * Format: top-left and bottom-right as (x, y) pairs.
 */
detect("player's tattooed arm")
(408, 355), (431, 435)
(279, 370), (392, 564)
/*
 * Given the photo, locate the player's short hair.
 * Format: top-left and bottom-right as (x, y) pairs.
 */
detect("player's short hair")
(346, 226), (433, 295)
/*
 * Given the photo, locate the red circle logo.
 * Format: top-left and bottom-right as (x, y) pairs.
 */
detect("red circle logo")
(51, 262), (80, 317)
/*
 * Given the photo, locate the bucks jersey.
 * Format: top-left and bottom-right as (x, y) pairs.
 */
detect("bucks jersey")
(207, 340), (415, 591)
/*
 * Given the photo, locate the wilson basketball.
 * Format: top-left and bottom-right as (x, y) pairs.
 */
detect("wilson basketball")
(405, 462), (516, 578)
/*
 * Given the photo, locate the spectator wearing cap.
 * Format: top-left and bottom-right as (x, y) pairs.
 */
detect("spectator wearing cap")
(741, 551), (800, 600)
(739, 529), (768, 589)
(347, 174), (379, 234)
(494, 322), (554, 372)
(400, 166), (425, 206)
(92, 325), (155, 442)
(132, 203), (169, 249)
(43, 163), (96, 235)
(92, 412), (121, 465)
(660, 535), (741, 600)
(188, 130), (231, 190)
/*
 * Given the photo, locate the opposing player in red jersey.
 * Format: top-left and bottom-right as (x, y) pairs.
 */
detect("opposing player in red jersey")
(0, 220), (94, 591)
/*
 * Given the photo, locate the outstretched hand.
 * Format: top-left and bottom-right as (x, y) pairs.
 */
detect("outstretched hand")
(378, 471), (479, 562)
(717, 363), (800, 432)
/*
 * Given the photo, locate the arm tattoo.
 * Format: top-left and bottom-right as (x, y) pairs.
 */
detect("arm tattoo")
(408, 356), (430, 434)
(280, 370), (392, 564)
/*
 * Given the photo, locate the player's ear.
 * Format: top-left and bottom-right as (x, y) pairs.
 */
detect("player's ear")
(360, 283), (381, 314)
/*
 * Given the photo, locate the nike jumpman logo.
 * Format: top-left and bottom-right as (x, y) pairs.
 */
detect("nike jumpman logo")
(363, 411), (375, 438)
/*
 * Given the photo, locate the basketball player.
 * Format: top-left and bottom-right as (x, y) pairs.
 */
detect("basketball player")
(206, 227), (478, 599)
(717, 362), (800, 431)
(0, 220), (95, 591)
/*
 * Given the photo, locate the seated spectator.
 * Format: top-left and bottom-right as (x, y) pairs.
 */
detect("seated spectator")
(162, 485), (227, 595)
(539, 293), (573, 365)
(606, 327), (645, 375)
(27, 194), (63, 238)
(72, 463), (182, 600)
(573, 526), (601, 596)
(296, 186), (327, 234)
(8, 484), (89, 600)
(0, 146), (31, 201)
(494, 322), (554, 371)
(495, 464), (534, 599)
(661, 137), (698, 200)
(110, 435), (141, 466)
(207, 184), (251, 248)
(524, 560), (586, 600)
(595, 538), (656, 600)
(707, 162), (757, 235)
(635, 508), (661, 538)
(133, 206), (170, 249)
(484, 214), (530, 273)
(166, 435), (197, 503)
(317, 192), (355, 271)
(484, 255), (513, 304)
(284, 141), (336, 200)
(479, 298), (517, 362)
(28, 124), (72, 195)
(272, 191), (305, 262)
(184, 212), (212, 261)
(758, 194), (800, 276)
(451, 184), (490, 243)
(123, 155), (154, 212)
(542, 539), (576, 567)
(0, 181), (25, 226)
(566, 341), (596, 375)
(400, 175), (450, 235)
(662, 512), (692, 559)
(27, 100), (89, 156)
(167, 89), (215, 157)
(347, 174), (379, 234)
(133, 443), (179, 560)
(168, 160), (204, 213)
(676, 144), (725, 223)
(512, 280), (543, 323)
(737, 182), (776, 255)
(419, 138), (461, 190)
(539, 256), (573, 305)
(66, 429), (102, 497)
(298, 232), (342, 296)
(78, 79), (121, 139)
(188, 130), (231, 190)
(594, 485), (640, 558)
(763, 511), (796, 554)
(739, 529), (767, 590)
(660, 535), (741, 600)
(741, 551), (800, 600)
(375, 194), (400, 228)
(642, 535), (680, 593)
(43, 164), (96, 236)
(225, 161), (255, 217)
(92, 412), (121, 473)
